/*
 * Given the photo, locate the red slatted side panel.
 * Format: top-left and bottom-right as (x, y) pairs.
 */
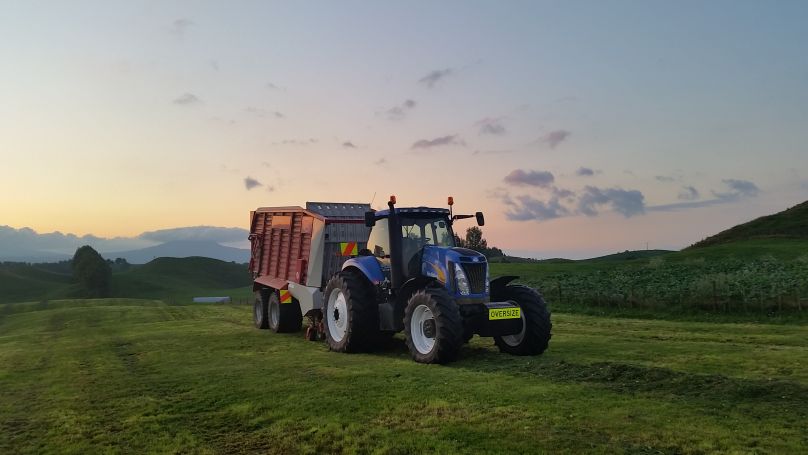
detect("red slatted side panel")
(250, 210), (316, 285)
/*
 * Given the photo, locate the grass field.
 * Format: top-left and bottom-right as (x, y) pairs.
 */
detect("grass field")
(491, 239), (808, 318)
(2, 299), (806, 454)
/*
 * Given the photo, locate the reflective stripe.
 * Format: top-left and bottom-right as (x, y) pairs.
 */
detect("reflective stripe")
(279, 290), (292, 304)
(340, 242), (358, 256)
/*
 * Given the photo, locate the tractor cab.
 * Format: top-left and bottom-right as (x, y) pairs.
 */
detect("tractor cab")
(363, 198), (487, 301)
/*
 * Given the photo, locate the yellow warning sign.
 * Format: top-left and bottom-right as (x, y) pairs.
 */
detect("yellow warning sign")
(279, 290), (292, 304)
(340, 242), (358, 256)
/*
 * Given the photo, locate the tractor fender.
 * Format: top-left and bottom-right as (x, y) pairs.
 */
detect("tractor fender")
(490, 275), (519, 300)
(342, 256), (385, 285)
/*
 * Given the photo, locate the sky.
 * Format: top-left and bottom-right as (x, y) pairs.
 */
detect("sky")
(2, 0), (808, 259)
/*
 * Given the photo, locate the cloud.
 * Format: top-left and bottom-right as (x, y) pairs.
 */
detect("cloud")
(245, 107), (284, 118)
(476, 117), (507, 136)
(139, 226), (248, 244)
(578, 186), (645, 218)
(537, 130), (571, 149)
(496, 169), (646, 221)
(505, 195), (570, 221)
(173, 93), (201, 106)
(678, 186), (700, 201)
(472, 150), (513, 156)
(244, 177), (262, 190)
(715, 179), (760, 199)
(266, 82), (284, 90)
(342, 141), (357, 148)
(384, 99), (417, 121)
(650, 179), (761, 212)
(374, 158), (387, 165)
(418, 68), (453, 88)
(171, 19), (194, 37)
(272, 138), (318, 146)
(655, 175), (676, 182)
(576, 167), (595, 177)
(410, 134), (465, 150)
(504, 169), (555, 188)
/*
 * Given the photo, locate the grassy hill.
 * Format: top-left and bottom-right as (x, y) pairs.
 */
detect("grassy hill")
(1, 299), (806, 453)
(689, 200), (808, 248)
(0, 262), (77, 303)
(0, 257), (251, 304)
(113, 257), (252, 301)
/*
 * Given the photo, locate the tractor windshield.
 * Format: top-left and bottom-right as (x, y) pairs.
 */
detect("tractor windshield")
(399, 216), (455, 247)
(399, 216), (454, 272)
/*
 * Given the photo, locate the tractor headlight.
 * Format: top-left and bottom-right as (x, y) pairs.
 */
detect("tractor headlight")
(485, 265), (490, 294)
(454, 263), (470, 295)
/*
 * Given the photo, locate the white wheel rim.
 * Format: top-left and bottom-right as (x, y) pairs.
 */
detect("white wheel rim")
(501, 305), (526, 347)
(411, 304), (436, 355)
(327, 288), (348, 342)
(269, 300), (279, 328)
(254, 302), (260, 322)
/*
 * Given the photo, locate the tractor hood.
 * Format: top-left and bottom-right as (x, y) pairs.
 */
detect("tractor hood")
(420, 245), (487, 294)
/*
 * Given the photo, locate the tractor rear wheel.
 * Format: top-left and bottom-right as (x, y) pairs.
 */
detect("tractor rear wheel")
(322, 270), (379, 352)
(404, 285), (463, 364)
(268, 291), (303, 333)
(493, 285), (551, 356)
(253, 292), (269, 329)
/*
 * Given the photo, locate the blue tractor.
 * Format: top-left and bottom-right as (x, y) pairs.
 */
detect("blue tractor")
(322, 196), (552, 364)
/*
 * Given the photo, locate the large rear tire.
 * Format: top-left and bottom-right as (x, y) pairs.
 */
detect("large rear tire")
(322, 270), (379, 352)
(493, 285), (552, 356)
(404, 285), (463, 364)
(268, 291), (303, 333)
(253, 291), (269, 329)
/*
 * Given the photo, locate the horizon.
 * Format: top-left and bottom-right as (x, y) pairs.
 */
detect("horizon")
(2, 1), (808, 259)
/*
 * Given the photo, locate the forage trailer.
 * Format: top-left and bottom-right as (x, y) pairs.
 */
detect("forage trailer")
(249, 198), (551, 364)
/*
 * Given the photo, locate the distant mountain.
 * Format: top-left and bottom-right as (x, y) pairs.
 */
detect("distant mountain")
(689, 200), (808, 249)
(104, 240), (250, 264)
(0, 225), (249, 263)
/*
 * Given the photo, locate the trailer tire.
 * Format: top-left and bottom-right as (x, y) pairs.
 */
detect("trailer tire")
(253, 292), (269, 330)
(323, 270), (378, 352)
(404, 285), (463, 364)
(493, 285), (552, 356)
(268, 291), (303, 333)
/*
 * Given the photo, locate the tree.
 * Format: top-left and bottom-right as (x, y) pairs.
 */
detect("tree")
(464, 226), (488, 252)
(72, 245), (111, 297)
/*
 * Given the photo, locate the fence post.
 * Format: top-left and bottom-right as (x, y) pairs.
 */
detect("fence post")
(557, 281), (563, 305)
(712, 281), (718, 312)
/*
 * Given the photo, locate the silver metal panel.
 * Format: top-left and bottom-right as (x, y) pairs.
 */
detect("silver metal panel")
(288, 282), (323, 315)
(306, 218), (326, 288)
(306, 202), (370, 219)
(321, 222), (370, 284)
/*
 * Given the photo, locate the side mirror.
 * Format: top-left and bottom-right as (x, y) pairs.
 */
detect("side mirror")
(364, 211), (376, 227)
(475, 212), (485, 226)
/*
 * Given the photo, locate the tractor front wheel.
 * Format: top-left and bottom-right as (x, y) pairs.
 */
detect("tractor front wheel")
(404, 285), (463, 364)
(493, 285), (551, 356)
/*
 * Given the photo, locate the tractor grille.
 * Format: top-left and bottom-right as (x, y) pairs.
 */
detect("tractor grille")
(462, 263), (487, 294)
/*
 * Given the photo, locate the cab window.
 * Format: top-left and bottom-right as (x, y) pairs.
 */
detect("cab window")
(367, 218), (390, 258)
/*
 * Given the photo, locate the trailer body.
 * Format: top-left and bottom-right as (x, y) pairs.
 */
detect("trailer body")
(248, 202), (370, 316)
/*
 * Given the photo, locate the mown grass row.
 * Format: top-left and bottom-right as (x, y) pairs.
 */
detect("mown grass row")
(2, 299), (807, 453)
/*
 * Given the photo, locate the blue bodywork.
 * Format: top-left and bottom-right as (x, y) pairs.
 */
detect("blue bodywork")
(421, 245), (488, 299)
(343, 256), (387, 285)
(343, 246), (488, 300)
